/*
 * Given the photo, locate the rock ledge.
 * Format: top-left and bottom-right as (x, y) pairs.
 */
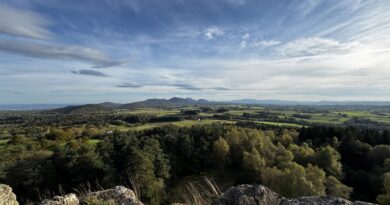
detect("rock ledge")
(0, 183), (379, 205)
(213, 184), (377, 205)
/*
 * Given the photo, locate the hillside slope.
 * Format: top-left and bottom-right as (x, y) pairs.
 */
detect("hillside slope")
(120, 97), (211, 109)
(49, 104), (110, 114)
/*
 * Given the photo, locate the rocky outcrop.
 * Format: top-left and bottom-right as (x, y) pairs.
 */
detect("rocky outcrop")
(84, 186), (143, 205)
(0, 184), (18, 205)
(0, 183), (377, 205)
(40, 194), (79, 205)
(213, 184), (284, 205)
(40, 186), (143, 205)
(281, 196), (356, 205)
(213, 185), (377, 205)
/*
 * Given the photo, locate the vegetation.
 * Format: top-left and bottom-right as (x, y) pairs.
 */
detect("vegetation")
(0, 102), (390, 204)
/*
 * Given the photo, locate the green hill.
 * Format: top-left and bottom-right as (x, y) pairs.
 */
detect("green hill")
(50, 104), (110, 114)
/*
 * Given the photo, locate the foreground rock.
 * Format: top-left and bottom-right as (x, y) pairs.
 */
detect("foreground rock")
(0, 183), (377, 205)
(40, 186), (143, 205)
(40, 194), (79, 205)
(281, 196), (359, 205)
(0, 184), (19, 205)
(213, 184), (377, 205)
(213, 184), (284, 205)
(84, 186), (143, 205)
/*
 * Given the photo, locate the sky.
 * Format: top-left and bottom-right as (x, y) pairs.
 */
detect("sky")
(0, 0), (390, 104)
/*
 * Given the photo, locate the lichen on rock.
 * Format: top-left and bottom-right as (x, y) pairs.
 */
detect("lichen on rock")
(40, 193), (79, 205)
(83, 186), (143, 205)
(0, 184), (19, 205)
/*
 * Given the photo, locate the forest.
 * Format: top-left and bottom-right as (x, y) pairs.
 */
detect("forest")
(1, 104), (390, 205)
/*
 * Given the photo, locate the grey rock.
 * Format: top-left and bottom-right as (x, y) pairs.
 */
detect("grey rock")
(353, 202), (377, 205)
(40, 193), (79, 205)
(85, 186), (143, 205)
(0, 184), (19, 205)
(280, 196), (353, 205)
(213, 185), (377, 205)
(213, 184), (284, 205)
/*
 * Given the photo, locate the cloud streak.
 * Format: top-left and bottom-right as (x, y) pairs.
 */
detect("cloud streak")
(0, 4), (51, 39)
(277, 37), (361, 57)
(71, 69), (109, 77)
(0, 40), (121, 68)
(116, 82), (230, 91)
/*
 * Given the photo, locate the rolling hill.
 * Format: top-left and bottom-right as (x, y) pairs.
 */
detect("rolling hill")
(119, 97), (211, 109)
(49, 104), (110, 114)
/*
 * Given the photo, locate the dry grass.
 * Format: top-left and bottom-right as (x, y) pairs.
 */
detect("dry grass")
(74, 182), (116, 205)
(179, 177), (221, 205)
(128, 173), (141, 201)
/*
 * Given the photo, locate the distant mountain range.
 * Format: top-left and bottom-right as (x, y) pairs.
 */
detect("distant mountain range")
(2, 98), (390, 112)
(45, 98), (212, 114)
(118, 97), (211, 109)
(0, 104), (70, 110)
(226, 99), (390, 106)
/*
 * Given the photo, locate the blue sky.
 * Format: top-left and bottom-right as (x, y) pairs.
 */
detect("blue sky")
(0, 0), (390, 103)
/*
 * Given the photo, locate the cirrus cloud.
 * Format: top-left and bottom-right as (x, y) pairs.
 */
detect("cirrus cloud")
(0, 4), (51, 39)
(277, 37), (361, 57)
(0, 39), (122, 68)
(71, 69), (109, 77)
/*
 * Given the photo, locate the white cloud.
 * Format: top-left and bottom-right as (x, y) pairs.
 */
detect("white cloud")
(0, 4), (51, 39)
(171, 42), (390, 101)
(240, 33), (251, 48)
(252, 40), (281, 48)
(242, 33), (250, 39)
(240, 40), (247, 48)
(203, 26), (224, 40)
(228, 0), (246, 6)
(277, 37), (361, 57)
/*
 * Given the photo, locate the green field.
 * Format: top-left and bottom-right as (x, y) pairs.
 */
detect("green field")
(172, 119), (235, 127)
(227, 109), (262, 116)
(120, 108), (179, 116)
(255, 121), (303, 128)
(88, 139), (101, 145)
(105, 119), (236, 132)
(1, 105), (390, 138)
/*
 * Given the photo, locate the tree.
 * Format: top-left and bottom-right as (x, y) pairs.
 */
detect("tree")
(274, 143), (294, 168)
(46, 128), (72, 141)
(377, 173), (390, 205)
(306, 164), (326, 196)
(368, 145), (390, 167)
(49, 143), (106, 190)
(4, 151), (52, 202)
(261, 162), (326, 197)
(242, 148), (266, 181)
(141, 137), (170, 180)
(326, 176), (353, 199)
(82, 127), (100, 138)
(212, 137), (230, 169)
(278, 129), (294, 146)
(315, 146), (343, 179)
(288, 143), (315, 165)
